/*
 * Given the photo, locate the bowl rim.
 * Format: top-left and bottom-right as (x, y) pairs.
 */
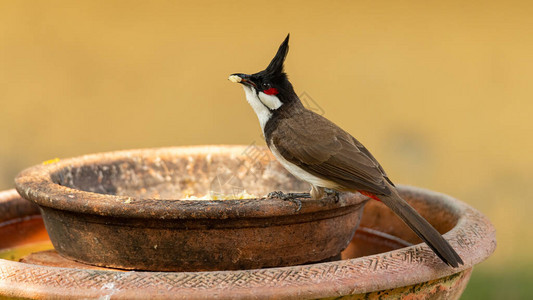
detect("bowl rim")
(0, 186), (496, 299)
(14, 145), (367, 219)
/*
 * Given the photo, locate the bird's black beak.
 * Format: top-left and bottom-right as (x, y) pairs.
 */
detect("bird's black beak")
(228, 73), (256, 88)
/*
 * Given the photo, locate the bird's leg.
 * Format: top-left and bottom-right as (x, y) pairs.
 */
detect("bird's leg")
(324, 188), (340, 203)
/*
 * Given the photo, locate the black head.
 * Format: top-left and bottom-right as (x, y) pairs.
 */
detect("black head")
(229, 34), (298, 105)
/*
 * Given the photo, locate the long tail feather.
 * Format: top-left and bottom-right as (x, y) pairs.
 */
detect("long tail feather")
(376, 189), (464, 267)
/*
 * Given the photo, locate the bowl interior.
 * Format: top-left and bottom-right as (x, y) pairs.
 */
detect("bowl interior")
(50, 146), (309, 200)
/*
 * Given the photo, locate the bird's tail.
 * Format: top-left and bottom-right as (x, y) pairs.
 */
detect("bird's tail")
(377, 189), (464, 267)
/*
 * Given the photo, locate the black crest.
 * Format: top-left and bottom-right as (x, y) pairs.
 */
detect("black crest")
(264, 34), (290, 76)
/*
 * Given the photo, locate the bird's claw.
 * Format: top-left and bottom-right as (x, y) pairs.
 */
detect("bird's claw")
(267, 191), (310, 211)
(287, 198), (303, 212)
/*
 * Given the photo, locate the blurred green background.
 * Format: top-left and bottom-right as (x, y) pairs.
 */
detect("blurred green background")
(1, 1), (531, 298)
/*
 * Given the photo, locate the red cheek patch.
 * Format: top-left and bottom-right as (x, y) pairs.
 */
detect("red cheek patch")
(263, 87), (279, 95)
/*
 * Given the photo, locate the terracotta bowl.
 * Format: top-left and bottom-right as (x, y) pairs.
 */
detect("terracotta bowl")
(15, 145), (368, 271)
(0, 186), (496, 299)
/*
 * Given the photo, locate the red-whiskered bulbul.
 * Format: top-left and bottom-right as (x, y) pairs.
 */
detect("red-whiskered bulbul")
(228, 34), (463, 268)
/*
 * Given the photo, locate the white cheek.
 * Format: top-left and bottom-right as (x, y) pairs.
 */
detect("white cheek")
(258, 92), (283, 110)
(242, 86), (272, 132)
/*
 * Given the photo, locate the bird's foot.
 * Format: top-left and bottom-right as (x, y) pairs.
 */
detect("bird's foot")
(267, 191), (310, 200)
(267, 190), (285, 199)
(324, 188), (340, 203)
(267, 191), (310, 211)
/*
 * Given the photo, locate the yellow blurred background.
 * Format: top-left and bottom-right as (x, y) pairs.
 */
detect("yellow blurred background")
(1, 1), (531, 298)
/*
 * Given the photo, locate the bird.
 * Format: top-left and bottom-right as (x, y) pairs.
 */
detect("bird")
(228, 34), (463, 268)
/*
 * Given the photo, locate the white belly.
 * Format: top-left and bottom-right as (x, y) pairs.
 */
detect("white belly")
(269, 144), (339, 189)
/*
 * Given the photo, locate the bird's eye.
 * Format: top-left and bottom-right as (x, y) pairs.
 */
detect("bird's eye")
(262, 83), (279, 95)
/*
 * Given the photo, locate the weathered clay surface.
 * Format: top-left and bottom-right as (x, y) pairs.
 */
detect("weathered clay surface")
(15, 146), (369, 271)
(0, 182), (496, 299)
(0, 189), (40, 222)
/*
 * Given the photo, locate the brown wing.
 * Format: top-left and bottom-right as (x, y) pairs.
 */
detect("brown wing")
(270, 110), (393, 196)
